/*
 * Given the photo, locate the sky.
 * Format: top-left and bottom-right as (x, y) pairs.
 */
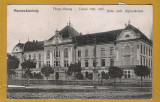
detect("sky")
(7, 5), (153, 53)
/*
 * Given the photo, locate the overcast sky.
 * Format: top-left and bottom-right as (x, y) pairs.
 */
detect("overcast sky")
(7, 5), (153, 53)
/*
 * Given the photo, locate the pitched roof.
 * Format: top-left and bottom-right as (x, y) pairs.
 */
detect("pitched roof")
(15, 43), (24, 49)
(73, 24), (152, 45)
(124, 24), (152, 44)
(72, 29), (123, 45)
(24, 41), (44, 51)
(48, 25), (80, 40)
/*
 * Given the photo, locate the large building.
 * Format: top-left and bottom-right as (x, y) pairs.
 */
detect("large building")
(11, 22), (153, 80)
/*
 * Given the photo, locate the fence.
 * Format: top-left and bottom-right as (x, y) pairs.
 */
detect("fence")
(7, 79), (152, 87)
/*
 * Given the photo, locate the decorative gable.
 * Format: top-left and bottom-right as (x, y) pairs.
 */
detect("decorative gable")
(117, 29), (140, 41)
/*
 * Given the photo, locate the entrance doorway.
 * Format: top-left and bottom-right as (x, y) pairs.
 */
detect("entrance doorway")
(55, 72), (59, 80)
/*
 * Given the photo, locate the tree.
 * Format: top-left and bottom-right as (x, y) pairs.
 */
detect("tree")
(108, 66), (123, 88)
(67, 63), (82, 85)
(21, 59), (37, 85)
(75, 72), (84, 80)
(88, 73), (93, 80)
(41, 65), (54, 80)
(7, 54), (20, 79)
(134, 65), (150, 89)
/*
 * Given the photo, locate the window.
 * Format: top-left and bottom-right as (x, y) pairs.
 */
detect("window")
(101, 59), (105, 67)
(39, 62), (41, 68)
(125, 35), (130, 38)
(47, 50), (50, 58)
(124, 70), (131, 78)
(110, 59), (114, 66)
(47, 61), (50, 66)
(78, 60), (81, 67)
(54, 61), (60, 67)
(124, 45), (130, 54)
(110, 47), (114, 55)
(78, 50), (81, 57)
(151, 59), (152, 67)
(64, 60), (69, 67)
(146, 59), (148, 67)
(143, 57), (145, 66)
(149, 48), (150, 56)
(146, 47), (148, 55)
(140, 56), (143, 65)
(85, 60), (89, 67)
(29, 55), (31, 59)
(141, 44), (143, 54)
(85, 49), (88, 57)
(144, 45), (145, 54)
(137, 45), (139, 49)
(54, 47), (60, 57)
(151, 49), (152, 56)
(39, 54), (41, 60)
(101, 48), (105, 56)
(34, 54), (36, 59)
(93, 60), (96, 67)
(64, 48), (68, 58)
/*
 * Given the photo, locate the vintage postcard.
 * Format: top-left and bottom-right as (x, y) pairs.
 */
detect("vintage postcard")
(7, 5), (153, 99)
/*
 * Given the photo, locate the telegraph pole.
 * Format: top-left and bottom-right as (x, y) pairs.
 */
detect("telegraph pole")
(93, 35), (98, 88)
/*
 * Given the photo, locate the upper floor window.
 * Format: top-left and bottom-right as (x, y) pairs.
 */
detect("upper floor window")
(146, 47), (148, 55)
(85, 60), (89, 67)
(64, 60), (69, 67)
(85, 49), (88, 57)
(124, 45), (130, 54)
(64, 48), (68, 58)
(54, 47), (60, 57)
(110, 47), (114, 55)
(78, 50), (81, 57)
(110, 59), (114, 66)
(101, 48), (105, 56)
(125, 35), (130, 38)
(47, 50), (50, 59)
(101, 59), (105, 67)
(141, 44), (143, 54)
(39, 54), (41, 60)
(54, 61), (60, 67)
(144, 45), (145, 54)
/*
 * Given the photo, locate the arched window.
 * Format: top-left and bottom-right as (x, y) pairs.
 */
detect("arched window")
(47, 50), (50, 58)
(55, 47), (60, 57)
(64, 48), (68, 58)
(124, 45), (130, 54)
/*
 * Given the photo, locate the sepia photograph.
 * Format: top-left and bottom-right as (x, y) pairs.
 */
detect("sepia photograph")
(7, 5), (153, 99)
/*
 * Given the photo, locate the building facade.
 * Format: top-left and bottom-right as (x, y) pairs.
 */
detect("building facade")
(11, 22), (153, 80)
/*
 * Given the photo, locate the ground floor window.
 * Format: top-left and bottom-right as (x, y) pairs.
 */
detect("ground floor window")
(54, 61), (60, 67)
(47, 61), (50, 66)
(124, 70), (131, 78)
(64, 60), (69, 67)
